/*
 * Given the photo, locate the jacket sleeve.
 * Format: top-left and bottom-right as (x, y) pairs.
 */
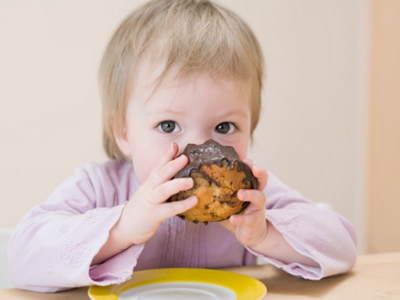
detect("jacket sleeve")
(8, 162), (143, 292)
(250, 172), (357, 280)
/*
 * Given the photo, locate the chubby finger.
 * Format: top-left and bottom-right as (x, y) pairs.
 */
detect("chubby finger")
(156, 143), (180, 168)
(242, 160), (267, 191)
(149, 177), (194, 204)
(229, 212), (259, 227)
(162, 196), (198, 219)
(237, 189), (266, 210)
(251, 165), (268, 191)
(148, 152), (189, 188)
(218, 219), (235, 233)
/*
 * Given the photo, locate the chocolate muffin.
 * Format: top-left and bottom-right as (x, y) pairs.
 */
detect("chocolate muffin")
(169, 139), (258, 223)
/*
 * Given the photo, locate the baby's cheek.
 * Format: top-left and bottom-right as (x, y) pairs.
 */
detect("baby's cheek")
(132, 158), (156, 184)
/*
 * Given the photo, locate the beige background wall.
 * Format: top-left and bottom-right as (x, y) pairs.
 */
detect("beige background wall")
(1, 1), (369, 252)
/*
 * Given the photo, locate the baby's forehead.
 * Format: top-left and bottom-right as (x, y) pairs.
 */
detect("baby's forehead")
(132, 72), (252, 124)
(131, 61), (251, 101)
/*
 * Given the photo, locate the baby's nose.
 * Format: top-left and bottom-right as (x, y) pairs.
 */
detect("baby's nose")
(178, 136), (212, 155)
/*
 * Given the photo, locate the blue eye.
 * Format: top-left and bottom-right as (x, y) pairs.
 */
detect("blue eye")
(215, 122), (235, 134)
(157, 121), (180, 133)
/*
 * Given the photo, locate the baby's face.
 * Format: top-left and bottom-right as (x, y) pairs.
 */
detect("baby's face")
(116, 71), (253, 184)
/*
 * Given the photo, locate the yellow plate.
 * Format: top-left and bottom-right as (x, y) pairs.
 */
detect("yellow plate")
(88, 268), (267, 300)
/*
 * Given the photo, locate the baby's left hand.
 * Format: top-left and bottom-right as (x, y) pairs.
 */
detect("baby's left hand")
(219, 162), (268, 249)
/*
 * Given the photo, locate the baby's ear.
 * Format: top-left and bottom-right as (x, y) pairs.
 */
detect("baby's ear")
(113, 127), (131, 157)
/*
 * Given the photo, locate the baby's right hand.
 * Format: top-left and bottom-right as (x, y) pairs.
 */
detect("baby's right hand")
(115, 143), (197, 246)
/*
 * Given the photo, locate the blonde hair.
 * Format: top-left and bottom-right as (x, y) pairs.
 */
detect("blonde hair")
(99, 0), (265, 159)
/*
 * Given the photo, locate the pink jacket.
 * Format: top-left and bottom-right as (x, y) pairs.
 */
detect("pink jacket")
(8, 160), (357, 292)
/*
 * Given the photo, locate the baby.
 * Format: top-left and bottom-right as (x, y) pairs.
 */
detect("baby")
(8, 0), (357, 292)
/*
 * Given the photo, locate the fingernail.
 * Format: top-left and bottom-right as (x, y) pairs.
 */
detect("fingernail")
(171, 143), (179, 153)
